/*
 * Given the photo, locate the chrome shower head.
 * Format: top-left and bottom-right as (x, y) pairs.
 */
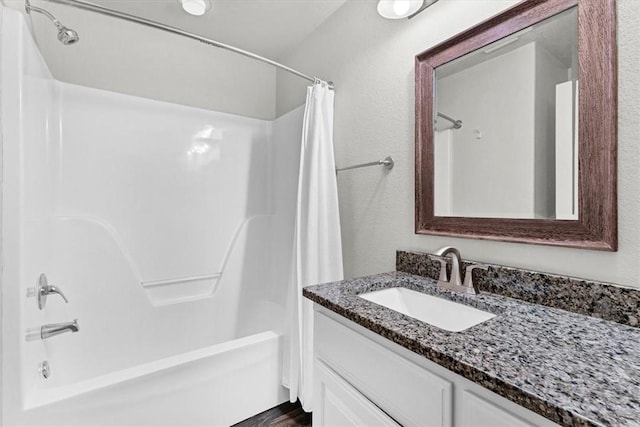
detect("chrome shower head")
(57, 25), (79, 44)
(25, 0), (79, 45)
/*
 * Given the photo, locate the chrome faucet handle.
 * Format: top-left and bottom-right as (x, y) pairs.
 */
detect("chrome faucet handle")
(46, 285), (68, 302)
(36, 274), (69, 310)
(428, 255), (449, 282)
(463, 264), (489, 293)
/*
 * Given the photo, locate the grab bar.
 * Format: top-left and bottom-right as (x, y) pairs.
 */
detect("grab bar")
(336, 156), (394, 173)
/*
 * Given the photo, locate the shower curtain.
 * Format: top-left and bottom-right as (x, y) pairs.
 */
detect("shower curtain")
(284, 81), (344, 411)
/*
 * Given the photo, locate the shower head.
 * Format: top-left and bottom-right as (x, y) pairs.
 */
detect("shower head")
(57, 25), (79, 44)
(25, 0), (79, 45)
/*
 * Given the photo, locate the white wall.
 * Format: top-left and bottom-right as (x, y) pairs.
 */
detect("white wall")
(276, 0), (640, 288)
(438, 42), (537, 218)
(436, 41), (567, 219)
(433, 129), (452, 216)
(269, 106), (304, 306)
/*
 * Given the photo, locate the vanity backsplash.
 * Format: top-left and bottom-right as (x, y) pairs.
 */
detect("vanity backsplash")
(396, 250), (640, 328)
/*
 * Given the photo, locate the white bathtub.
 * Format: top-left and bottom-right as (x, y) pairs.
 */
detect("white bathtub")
(17, 331), (287, 426)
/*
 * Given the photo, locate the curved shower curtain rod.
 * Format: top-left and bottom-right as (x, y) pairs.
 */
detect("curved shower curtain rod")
(40, 0), (334, 89)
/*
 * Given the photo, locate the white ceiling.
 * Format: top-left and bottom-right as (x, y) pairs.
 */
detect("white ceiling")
(5, 0), (347, 60)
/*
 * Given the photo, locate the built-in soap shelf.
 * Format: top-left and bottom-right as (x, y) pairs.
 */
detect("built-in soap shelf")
(141, 273), (222, 306)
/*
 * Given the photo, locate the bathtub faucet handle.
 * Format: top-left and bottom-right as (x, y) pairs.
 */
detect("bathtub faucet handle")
(35, 274), (69, 310)
(46, 285), (68, 303)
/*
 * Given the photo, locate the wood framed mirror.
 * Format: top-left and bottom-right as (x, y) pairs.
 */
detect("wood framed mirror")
(415, 0), (617, 250)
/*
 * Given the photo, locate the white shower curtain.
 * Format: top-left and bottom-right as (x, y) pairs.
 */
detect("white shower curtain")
(284, 81), (344, 411)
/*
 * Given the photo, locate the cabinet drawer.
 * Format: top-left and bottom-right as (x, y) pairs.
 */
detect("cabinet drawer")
(461, 390), (537, 427)
(315, 360), (401, 427)
(315, 311), (453, 427)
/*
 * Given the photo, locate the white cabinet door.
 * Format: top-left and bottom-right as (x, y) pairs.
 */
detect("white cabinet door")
(314, 360), (400, 427)
(460, 390), (537, 427)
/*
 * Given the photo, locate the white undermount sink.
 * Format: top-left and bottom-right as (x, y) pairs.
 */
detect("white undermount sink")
(359, 287), (496, 332)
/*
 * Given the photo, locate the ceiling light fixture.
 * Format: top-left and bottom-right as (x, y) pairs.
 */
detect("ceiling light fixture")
(377, 0), (439, 20)
(179, 0), (211, 16)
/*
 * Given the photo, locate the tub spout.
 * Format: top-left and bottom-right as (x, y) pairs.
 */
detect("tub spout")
(41, 319), (79, 340)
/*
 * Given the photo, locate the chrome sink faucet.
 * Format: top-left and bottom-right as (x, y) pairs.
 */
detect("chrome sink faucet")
(428, 246), (488, 295)
(431, 246), (464, 287)
(41, 319), (79, 340)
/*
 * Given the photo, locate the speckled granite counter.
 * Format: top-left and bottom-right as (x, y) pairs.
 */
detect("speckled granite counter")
(303, 272), (640, 427)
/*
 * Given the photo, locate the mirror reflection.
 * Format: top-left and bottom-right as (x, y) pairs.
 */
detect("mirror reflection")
(433, 8), (578, 220)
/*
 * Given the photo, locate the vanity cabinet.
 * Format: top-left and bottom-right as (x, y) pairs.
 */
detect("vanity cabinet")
(313, 308), (560, 427)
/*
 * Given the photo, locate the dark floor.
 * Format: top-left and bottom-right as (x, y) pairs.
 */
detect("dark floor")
(232, 400), (312, 427)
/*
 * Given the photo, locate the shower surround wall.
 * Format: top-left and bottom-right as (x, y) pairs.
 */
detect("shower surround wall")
(2, 8), (301, 426)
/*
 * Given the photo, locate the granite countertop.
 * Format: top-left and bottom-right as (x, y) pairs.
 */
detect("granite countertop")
(303, 271), (640, 427)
